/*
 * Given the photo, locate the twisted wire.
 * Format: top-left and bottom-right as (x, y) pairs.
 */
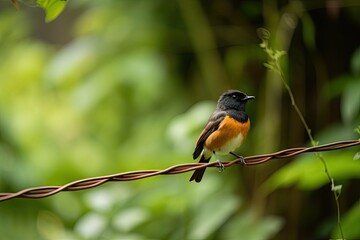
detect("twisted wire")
(0, 140), (359, 202)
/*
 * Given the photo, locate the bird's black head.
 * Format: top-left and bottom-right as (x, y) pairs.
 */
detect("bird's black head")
(217, 89), (255, 111)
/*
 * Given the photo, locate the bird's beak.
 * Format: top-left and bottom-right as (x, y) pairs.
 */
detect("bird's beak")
(244, 95), (255, 101)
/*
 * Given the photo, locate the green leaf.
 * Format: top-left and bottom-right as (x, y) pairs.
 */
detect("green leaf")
(262, 151), (360, 194)
(331, 184), (342, 198)
(37, 0), (68, 22)
(274, 50), (286, 60)
(264, 62), (274, 70)
(354, 152), (360, 160)
(355, 126), (360, 135)
(259, 42), (267, 49)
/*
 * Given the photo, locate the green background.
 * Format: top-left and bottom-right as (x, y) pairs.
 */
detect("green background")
(0, 1), (359, 239)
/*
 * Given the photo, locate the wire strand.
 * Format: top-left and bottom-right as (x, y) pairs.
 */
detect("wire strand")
(0, 139), (359, 202)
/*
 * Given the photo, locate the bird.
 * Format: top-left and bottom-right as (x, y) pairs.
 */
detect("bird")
(189, 89), (255, 183)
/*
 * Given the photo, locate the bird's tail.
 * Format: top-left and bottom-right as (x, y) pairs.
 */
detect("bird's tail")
(189, 154), (211, 183)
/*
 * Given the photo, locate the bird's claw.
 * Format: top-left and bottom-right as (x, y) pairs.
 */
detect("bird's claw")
(238, 156), (247, 166)
(229, 152), (247, 166)
(215, 159), (225, 172)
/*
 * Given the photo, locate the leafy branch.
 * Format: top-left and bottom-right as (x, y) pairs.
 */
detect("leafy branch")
(11, 0), (67, 22)
(257, 28), (345, 239)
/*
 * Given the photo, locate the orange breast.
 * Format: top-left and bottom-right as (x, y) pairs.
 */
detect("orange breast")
(204, 116), (250, 153)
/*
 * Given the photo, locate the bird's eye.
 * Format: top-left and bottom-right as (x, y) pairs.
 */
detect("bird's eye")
(232, 94), (237, 99)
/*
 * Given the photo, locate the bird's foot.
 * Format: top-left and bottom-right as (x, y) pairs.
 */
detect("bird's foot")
(215, 159), (225, 172)
(230, 152), (246, 166)
(238, 156), (246, 166)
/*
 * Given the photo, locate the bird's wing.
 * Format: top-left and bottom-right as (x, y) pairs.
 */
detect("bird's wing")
(192, 111), (227, 159)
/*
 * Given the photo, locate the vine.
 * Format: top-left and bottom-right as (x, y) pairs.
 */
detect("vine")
(258, 28), (345, 239)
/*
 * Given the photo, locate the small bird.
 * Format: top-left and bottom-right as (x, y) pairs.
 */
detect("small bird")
(189, 90), (255, 183)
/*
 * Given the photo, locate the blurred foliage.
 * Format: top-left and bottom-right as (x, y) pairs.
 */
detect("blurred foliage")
(0, 0), (360, 240)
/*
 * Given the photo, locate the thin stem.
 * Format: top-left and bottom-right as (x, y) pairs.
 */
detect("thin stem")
(259, 34), (345, 239)
(277, 65), (316, 145)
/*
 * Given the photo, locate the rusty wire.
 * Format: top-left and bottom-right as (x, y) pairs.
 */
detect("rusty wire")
(0, 139), (359, 202)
